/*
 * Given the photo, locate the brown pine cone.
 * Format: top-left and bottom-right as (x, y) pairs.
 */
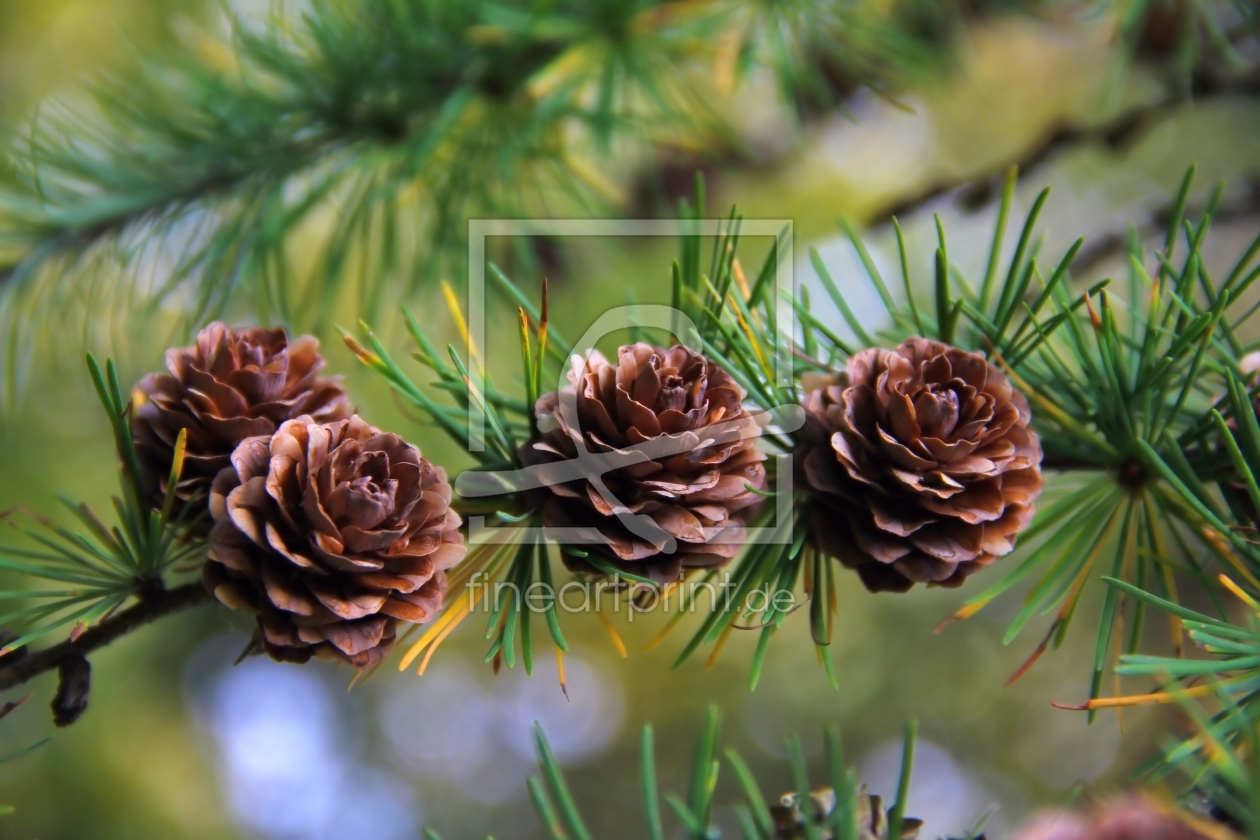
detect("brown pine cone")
(801, 338), (1043, 593)
(1012, 796), (1233, 840)
(771, 787), (923, 839)
(205, 415), (464, 668)
(132, 322), (351, 515)
(524, 343), (767, 583)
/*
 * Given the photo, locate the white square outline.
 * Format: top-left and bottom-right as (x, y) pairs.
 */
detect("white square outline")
(466, 218), (795, 545)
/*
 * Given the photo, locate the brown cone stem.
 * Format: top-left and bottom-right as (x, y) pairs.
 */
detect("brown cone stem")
(51, 655), (91, 727)
(0, 583), (210, 708)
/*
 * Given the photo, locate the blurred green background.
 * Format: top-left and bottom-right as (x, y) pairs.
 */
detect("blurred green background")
(0, 2), (1258, 839)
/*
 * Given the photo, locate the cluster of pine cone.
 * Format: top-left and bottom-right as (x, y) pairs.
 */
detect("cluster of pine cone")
(135, 324), (1045, 669)
(132, 323), (464, 668)
(523, 337), (1044, 593)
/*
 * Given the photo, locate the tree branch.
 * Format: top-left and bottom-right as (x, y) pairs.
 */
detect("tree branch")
(0, 582), (210, 694)
(870, 67), (1260, 224)
(1041, 453), (1114, 472)
(1068, 177), (1260, 275)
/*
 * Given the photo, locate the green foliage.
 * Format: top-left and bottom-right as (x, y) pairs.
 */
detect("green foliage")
(662, 173), (1096, 686)
(937, 168), (1255, 713)
(779, 164), (1260, 730)
(1109, 0), (1260, 91)
(663, 186), (831, 688)
(0, 0), (1022, 394)
(0, 0), (1259, 821)
(487, 707), (938, 840)
(1100, 578), (1260, 834)
(1082, 327), (1260, 833)
(0, 735), (49, 766)
(8, 0), (1252, 402)
(345, 288), (574, 676)
(345, 163), (1260, 706)
(24, 155), (1247, 833)
(0, 692), (50, 773)
(0, 355), (203, 653)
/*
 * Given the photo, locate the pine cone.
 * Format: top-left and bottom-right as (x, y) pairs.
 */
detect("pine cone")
(524, 344), (767, 582)
(801, 338), (1043, 593)
(1012, 796), (1231, 840)
(132, 322), (351, 515)
(205, 415), (464, 668)
(770, 788), (923, 840)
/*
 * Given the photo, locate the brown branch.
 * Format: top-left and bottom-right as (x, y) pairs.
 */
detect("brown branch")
(1041, 452), (1111, 472)
(1069, 178), (1260, 275)
(869, 67), (1260, 225)
(0, 582), (210, 695)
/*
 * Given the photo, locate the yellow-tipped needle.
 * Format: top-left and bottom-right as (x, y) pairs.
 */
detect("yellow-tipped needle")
(595, 610), (628, 658)
(441, 280), (475, 360)
(556, 648), (569, 701)
(399, 587), (475, 671)
(1219, 573), (1260, 614)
